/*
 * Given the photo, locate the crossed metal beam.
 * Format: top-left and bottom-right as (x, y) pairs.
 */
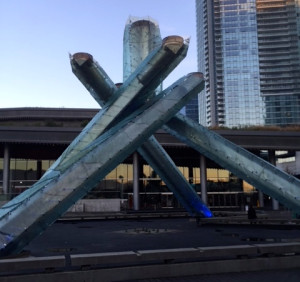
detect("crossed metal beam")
(1, 33), (300, 257)
(0, 36), (212, 257)
(70, 38), (212, 218)
(69, 35), (300, 226)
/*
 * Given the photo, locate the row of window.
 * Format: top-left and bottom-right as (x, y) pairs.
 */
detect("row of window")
(1, 158), (256, 197)
(0, 158), (234, 182)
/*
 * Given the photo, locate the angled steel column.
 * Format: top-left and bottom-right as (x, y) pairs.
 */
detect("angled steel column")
(45, 36), (189, 174)
(2, 36), (189, 219)
(0, 40), (192, 255)
(122, 20), (210, 215)
(71, 50), (212, 216)
(70, 53), (116, 108)
(138, 136), (211, 215)
(124, 17), (160, 212)
(123, 17), (162, 82)
(165, 114), (300, 215)
(0, 73), (204, 257)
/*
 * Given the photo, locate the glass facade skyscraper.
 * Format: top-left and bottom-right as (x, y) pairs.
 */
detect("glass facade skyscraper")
(257, 0), (300, 125)
(185, 96), (200, 122)
(196, 0), (300, 127)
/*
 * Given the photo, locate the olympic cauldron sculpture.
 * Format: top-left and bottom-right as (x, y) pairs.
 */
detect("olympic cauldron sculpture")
(1, 18), (300, 257)
(0, 30), (213, 256)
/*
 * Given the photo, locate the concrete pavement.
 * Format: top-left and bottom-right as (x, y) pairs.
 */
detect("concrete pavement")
(1, 210), (300, 281)
(20, 210), (299, 257)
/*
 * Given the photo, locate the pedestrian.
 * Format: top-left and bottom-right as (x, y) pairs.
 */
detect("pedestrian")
(248, 204), (257, 223)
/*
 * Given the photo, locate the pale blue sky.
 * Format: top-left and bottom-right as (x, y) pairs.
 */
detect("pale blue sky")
(0, 0), (197, 108)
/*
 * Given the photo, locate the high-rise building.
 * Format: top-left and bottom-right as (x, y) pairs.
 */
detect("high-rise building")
(184, 97), (200, 122)
(257, 0), (300, 125)
(196, 0), (300, 127)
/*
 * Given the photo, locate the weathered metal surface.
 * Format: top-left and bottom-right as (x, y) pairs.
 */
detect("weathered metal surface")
(71, 27), (210, 217)
(123, 17), (162, 82)
(71, 50), (211, 216)
(0, 35), (193, 255)
(70, 53), (116, 107)
(1, 17), (300, 259)
(165, 114), (300, 215)
(137, 136), (212, 217)
(0, 73), (204, 256)
(48, 35), (188, 174)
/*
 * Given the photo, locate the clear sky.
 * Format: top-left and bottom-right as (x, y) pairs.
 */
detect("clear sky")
(0, 0), (197, 109)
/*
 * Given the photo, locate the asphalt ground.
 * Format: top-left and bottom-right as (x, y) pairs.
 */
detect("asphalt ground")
(26, 216), (300, 257)
(3, 215), (298, 281)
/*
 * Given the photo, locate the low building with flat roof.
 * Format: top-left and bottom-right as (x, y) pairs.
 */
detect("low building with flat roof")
(1, 107), (300, 212)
